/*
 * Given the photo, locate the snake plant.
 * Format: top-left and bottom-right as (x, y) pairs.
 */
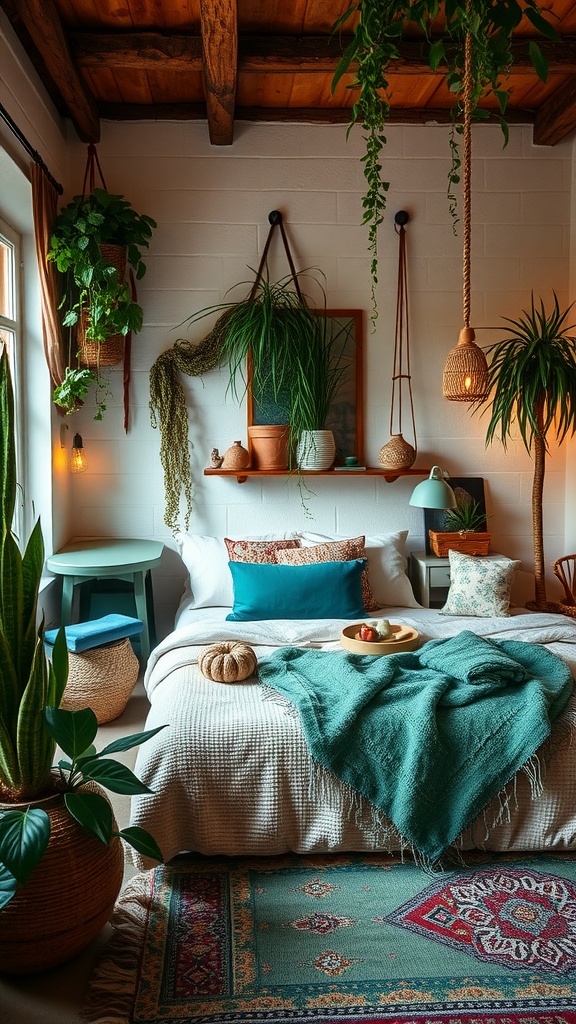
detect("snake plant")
(0, 344), (164, 910)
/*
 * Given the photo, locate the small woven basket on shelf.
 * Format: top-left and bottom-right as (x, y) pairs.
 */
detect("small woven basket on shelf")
(62, 637), (139, 723)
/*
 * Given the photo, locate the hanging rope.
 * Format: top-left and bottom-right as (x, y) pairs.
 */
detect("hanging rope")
(462, 2), (473, 331)
(81, 142), (107, 196)
(389, 214), (416, 450)
(378, 211), (417, 470)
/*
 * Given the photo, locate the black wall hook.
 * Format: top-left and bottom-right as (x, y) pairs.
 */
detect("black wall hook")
(268, 210), (282, 225)
(394, 210), (409, 226)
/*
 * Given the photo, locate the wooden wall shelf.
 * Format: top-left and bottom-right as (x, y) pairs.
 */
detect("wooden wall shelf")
(204, 467), (431, 484)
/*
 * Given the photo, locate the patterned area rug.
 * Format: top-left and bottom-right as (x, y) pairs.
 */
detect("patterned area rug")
(82, 852), (576, 1024)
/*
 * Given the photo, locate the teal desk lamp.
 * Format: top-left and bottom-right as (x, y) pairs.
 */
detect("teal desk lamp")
(409, 466), (457, 510)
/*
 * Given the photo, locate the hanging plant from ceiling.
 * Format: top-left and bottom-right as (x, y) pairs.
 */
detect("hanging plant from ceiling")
(331, 0), (557, 323)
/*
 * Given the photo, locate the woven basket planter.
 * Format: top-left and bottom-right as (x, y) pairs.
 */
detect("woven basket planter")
(78, 312), (125, 369)
(62, 637), (139, 724)
(429, 530), (492, 558)
(0, 786), (124, 973)
(78, 242), (127, 368)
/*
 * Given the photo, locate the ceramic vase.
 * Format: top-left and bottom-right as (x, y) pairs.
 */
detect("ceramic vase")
(296, 429), (336, 471)
(221, 440), (250, 470)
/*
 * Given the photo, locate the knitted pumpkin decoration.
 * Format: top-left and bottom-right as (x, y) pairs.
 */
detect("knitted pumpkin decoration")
(198, 641), (257, 682)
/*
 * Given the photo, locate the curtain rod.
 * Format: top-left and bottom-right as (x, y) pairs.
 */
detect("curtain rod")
(0, 100), (63, 195)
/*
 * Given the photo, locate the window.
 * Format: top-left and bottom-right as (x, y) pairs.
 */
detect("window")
(0, 216), (23, 540)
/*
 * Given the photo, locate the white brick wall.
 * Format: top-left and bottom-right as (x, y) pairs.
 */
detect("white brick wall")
(57, 120), (574, 639)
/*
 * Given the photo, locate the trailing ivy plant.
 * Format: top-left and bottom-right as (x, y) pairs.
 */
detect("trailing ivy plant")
(331, 0), (557, 321)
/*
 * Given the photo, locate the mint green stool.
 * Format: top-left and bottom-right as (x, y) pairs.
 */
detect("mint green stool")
(46, 538), (164, 664)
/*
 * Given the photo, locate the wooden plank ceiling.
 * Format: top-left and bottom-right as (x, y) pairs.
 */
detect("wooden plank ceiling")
(2, 0), (576, 147)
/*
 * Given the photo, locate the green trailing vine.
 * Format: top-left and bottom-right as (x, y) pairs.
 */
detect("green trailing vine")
(332, 0), (557, 318)
(149, 316), (228, 533)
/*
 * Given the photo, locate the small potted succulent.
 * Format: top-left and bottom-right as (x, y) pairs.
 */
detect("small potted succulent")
(429, 498), (492, 557)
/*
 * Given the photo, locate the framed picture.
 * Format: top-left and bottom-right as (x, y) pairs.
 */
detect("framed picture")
(424, 476), (487, 554)
(247, 309), (364, 466)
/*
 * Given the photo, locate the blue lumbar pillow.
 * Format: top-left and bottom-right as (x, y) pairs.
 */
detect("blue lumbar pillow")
(226, 559), (367, 621)
(44, 613), (143, 652)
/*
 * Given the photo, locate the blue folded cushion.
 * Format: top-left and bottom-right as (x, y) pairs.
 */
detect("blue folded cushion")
(44, 613), (144, 652)
(226, 559), (367, 621)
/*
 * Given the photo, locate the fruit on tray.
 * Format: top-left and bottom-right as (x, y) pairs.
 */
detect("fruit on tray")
(357, 619), (393, 642)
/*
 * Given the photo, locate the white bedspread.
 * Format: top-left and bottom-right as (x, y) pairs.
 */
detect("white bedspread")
(130, 608), (576, 868)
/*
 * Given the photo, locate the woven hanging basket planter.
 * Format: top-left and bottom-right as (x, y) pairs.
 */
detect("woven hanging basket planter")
(61, 637), (139, 724)
(78, 243), (127, 369)
(0, 785), (124, 973)
(378, 432), (416, 471)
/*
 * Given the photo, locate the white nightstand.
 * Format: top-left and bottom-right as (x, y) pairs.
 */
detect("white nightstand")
(410, 550), (507, 608)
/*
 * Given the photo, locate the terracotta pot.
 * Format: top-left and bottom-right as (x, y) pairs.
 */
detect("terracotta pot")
(221, 440), (250, 470)
(0, 785), (124, 973)
(248, 424), (290, 470)
(429, 530), (492, 558)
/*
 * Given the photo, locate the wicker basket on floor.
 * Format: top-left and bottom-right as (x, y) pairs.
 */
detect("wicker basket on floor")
(62, 637), (139, 723)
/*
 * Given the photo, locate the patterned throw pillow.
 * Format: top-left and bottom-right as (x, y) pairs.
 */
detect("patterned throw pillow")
(276, 536), (378, 612)
(440, 550), (521, 617)
(224, 538), (301, 564)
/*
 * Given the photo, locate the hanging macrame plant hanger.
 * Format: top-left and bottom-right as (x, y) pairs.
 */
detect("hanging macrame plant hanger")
(378, 210), (417, 471)
(77, 143), (137, 432)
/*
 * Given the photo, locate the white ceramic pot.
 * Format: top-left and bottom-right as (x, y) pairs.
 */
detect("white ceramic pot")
(296, 429), (336, 471)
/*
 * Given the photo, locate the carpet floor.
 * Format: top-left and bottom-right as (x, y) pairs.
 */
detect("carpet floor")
(82, 851), (576, 1024)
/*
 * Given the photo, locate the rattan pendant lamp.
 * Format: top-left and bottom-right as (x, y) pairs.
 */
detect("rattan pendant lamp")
(442, 3), (489, 402)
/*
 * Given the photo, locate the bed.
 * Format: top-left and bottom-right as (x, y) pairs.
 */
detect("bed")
(129, 531), (576, 869)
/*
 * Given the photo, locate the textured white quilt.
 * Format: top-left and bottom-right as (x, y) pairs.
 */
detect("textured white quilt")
(130, 608), (576, 868)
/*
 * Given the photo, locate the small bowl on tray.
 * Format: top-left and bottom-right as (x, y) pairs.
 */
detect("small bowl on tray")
(340, 622), (420, 656)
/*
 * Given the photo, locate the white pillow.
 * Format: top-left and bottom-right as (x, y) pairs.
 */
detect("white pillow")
(175, 532), (299, 608)
(440, 550), (520, 617)
(296, 530), (418, 608)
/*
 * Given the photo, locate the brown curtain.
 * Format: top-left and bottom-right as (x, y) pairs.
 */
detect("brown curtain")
(30, 162), (67, 388)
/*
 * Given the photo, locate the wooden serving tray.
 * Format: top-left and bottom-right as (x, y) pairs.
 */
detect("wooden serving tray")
(340, 622), (420, 655)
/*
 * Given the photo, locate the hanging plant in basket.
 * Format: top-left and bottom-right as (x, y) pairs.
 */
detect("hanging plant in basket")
(47, 146), (156, 418)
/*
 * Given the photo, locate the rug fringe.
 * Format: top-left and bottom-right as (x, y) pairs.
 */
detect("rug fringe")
(81, 871), (152, 1024)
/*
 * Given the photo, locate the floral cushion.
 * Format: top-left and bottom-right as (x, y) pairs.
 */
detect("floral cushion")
(440, 550), (521, 617)
(276, 536), (378, 612)
(224, 538), (301, 564)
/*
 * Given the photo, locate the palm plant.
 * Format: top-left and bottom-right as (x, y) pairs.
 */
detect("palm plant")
(473, 294), (576, 610)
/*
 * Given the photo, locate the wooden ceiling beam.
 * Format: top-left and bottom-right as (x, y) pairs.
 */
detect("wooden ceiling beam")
(199, 0), (237, 146)
(7, 0), (100, 142)
(533, 75), (576, 144)
(98, 102), (535, 127)
(70, 32), (576, 75)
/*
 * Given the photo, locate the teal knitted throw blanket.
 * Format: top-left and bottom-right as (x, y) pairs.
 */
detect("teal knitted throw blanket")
(258, 630), (573, 862)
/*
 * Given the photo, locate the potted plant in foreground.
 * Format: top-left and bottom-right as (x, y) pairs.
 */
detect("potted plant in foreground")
(0, 344), (163, 973)
(472, 293), (576, 610)
(48, 186), (156, 416)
